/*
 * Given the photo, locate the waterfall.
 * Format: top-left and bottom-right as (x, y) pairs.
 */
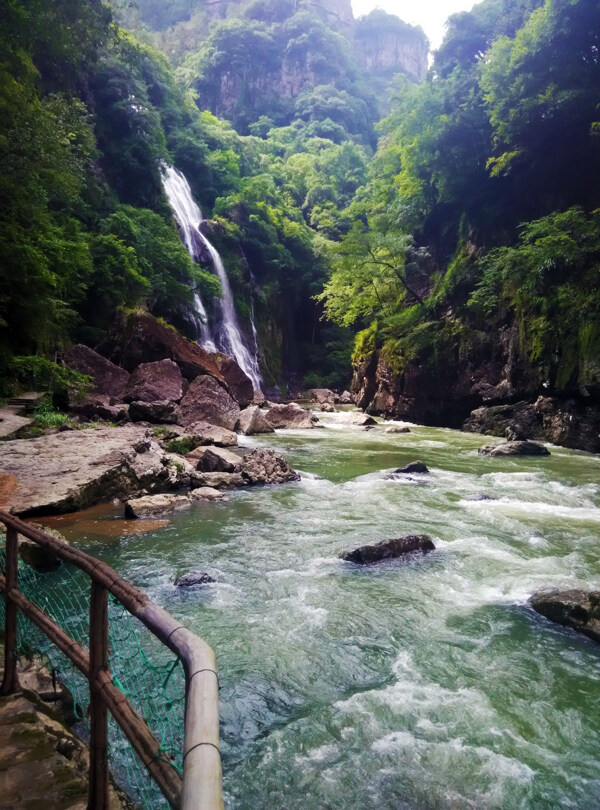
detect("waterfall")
(161, 165), (263, 392)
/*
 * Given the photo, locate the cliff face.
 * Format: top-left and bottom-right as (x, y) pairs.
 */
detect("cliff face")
(355, 27), (428, 82)
(304, 0), (354, 33)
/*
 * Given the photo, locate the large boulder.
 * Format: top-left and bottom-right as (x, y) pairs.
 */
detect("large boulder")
(333, 412), (376, 426)
(236, 406), (274, 436)
(97, 310), (226, 383)
(239, 448), (300, 485)
(215, 354), (254, 407)
(179, 375), (241, 431)
(64, 344), (129, 398)
(338, 390), (354, 404)
(530, 589), (600, 644)
(70, 395), (129, 423)
(342, 535), (435, 565)
(305, 388), (335, 404)
(122, 359), (184, 404)
(128, 400), (179, 424)
(192, 446), (242, 473)
(264, 403), (315, 429)
(478, 440), (550, 457)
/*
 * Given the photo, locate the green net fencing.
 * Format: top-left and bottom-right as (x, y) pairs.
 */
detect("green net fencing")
(0, 542), (186, 809)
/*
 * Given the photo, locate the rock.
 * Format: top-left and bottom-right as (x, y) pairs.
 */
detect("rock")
(333, 412), (377, 426)
(385, 426), (410, 434)
(125, 493), (192, 518)
(215, 354), (254, 407)
(174, 571), (216, 587)
(338, 390), (354, 404)
(465, 493), (498, 502)
(239, 449), (300, 485)
(264, 403), (316, 429)
(97, 309), (227, 383)
(0, 425), (197, 516)
(179, 375), (241, 431)
(478, 440), (550, 457)
(320, 403), (335, 413)
(305, 388), (336, 404)
(342, 535), (435, 564)
(530, 589), (600, 644)
(236, 405), (274, 435)
(64, 344), (129, 398)
(70, 395), (129, 423)
(183, 421), (238, 447)
(193, 472), (246, 489)
(190, 487), (226, 501)
(128, 400), (179, 424)
(192, 446), (242, 473)
(18, 524), (68, 572)
(121, 359), (184, 404)
(394, 461), (429, 474)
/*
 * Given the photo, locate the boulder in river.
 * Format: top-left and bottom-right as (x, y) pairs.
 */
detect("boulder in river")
(385, 426), (411, 434)
(530, 589), (600, 644)
(236, 405), (274, 435)
(179, 375), (241, 431)
(194, 472), (246, 489)
(174, 571), (216, 587)
(190, 487), (226, 501)
(394, 461), (429, 474)
(215, 354), (254, 408)
(321, 403), (335, 413)
(264, 403), (315, 429)
(125, 493), (192, 518)
(478, 440), (550, 457)
(337, 390), (354, 404)
(239, 449), (300, 485)
(342, 535), (435, 565)
(305, 388), (336, 404)
(64, 344), (129, 398)
(122, 359), (184, 404)
(334, 412), (376, 426)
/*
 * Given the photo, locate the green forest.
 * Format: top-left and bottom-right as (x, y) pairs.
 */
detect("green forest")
(1, 0), (599, 410)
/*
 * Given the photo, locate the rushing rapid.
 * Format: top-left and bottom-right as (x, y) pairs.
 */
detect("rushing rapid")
(161, 165), (263, 392)
(56, 415), (600, 809)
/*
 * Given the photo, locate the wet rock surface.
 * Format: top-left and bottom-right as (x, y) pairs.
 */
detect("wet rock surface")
(394, 461), (429, 474)
(124, 493), (192, 518)
(174, 571), (216, 587)
(190, 487), (226, 501)
(342, 535), (435, 564)
(530, 589), (600, 644)
(478, 440), (550, 457)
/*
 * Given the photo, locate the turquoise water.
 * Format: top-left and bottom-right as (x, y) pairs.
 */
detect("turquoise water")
(49, 413), (600, 808)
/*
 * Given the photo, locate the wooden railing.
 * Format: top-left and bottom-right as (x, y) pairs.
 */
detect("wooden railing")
(0, 510), (223, 810)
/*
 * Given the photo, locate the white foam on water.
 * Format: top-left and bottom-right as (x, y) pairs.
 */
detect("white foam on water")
(462, 498), (600, 523)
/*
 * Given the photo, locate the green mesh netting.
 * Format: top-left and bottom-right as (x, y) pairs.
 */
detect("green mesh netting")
(0, 544), (185, 809)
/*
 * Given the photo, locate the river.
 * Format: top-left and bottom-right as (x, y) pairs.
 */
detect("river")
(46, 412), (600, 808)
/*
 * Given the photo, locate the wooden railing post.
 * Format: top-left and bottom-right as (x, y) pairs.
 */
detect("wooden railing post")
(89, 581), (109, 810)
(1, 525), (19, 695)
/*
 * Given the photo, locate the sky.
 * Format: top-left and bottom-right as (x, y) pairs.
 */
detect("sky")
(351, 0), (478, 50)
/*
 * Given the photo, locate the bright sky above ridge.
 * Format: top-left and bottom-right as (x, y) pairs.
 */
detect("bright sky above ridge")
(351, 0), (478, 50)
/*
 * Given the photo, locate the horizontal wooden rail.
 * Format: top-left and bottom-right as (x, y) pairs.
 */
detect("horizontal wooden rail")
(0, 510), (223, 810)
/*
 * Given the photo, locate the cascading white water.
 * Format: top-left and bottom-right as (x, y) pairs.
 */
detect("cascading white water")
(161, 164), (263, 391)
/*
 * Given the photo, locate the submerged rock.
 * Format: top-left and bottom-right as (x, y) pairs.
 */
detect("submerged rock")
(174, 571), (216, 587)
(264, 403), (315, 429)
(190, 487), (226, 501)
(321, 403), (335, 413)
(236, 405), (274, 435)
(179, 375), (240, 431)
(125, 493), (192, 518)
(18, 524), (69, 572)
(194, 472), (246, 489)
(530, 589), (600, 644)
(394, 461), (429, 474)
(385, 426), (410, 434)
(478, 440), (550, 457)
(342, 535), (435, 565)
